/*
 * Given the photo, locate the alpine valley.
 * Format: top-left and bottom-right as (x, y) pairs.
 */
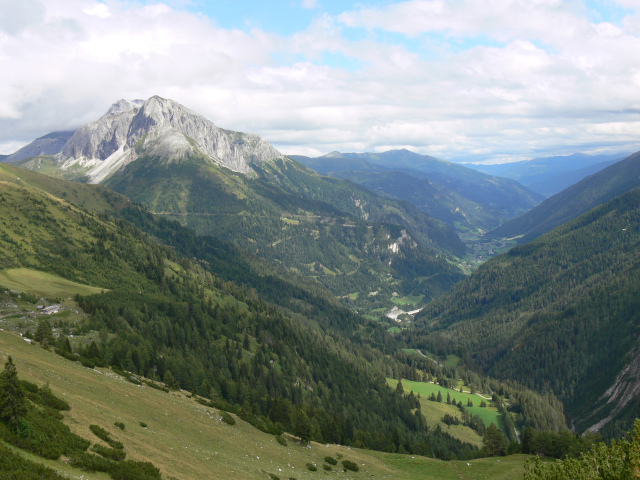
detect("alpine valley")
(1, 96), (640, 480)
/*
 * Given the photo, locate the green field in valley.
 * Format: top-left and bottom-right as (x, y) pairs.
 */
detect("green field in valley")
(387, 378), (505, 447)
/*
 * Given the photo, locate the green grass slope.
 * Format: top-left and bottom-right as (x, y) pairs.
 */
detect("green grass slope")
(0, 330), (530, 480)
(0, 268), (105, 297)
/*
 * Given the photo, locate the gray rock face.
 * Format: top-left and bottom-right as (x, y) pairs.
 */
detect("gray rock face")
(4, 131), (75, 163)
(13, 95), (284, 183)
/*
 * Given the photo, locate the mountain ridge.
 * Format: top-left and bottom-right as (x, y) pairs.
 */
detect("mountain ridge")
(291, 150), (543, 234)
(487, 150), (640, 242)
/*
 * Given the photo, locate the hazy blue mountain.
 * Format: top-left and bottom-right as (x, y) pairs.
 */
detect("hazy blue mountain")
(467, 152), (627, 196)
(293, 150), (544, 234)
(3, 131), (76, 163)
(488, 150), (640, 242)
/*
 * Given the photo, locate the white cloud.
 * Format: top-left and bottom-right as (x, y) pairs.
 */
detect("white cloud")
(1, 0), (640, 162)
(301, 0), (319, 9)
(83, 2), (111, 18)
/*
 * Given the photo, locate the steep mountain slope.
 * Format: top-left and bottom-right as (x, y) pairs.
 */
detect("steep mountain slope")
(488, 150), (640, 242)
(105, 152), (464, 312)
(9, 97), (466, 314)
(293, 151), (543, 234)
(469, 152), (627, 197)
(408, 189), (640, 437)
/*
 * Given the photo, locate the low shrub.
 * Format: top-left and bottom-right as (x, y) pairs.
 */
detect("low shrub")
(276, 435), (287, 446)
(1, 407), (90, 460)
(90, 425), (110, 443)
(139, 422), (147, 428)
(115, 422), (125, 430)
(143, 380), (169, 392)
(0, 443), (64, 479)
(89, 424), (124, 450)
(220, 412), (236, 425)
(91, 444), (127, 461)
(306, 463), (317, 471)
(342, 460), (359, 472)
(322, 464), (331, 471)
(324, 456), (337, 465)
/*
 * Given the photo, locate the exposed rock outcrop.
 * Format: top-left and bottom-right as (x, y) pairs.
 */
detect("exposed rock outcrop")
(8, 96), (284, 183)
(588, 342), (640, 432)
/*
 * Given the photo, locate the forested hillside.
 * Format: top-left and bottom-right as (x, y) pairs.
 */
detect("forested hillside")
(408, 189), (640, 437)
(103, 153), (465, 315)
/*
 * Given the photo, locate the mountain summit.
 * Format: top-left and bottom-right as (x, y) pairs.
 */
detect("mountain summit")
(18, 95), (284, 182)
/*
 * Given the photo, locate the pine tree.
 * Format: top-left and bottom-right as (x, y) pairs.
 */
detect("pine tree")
(482, 423), (507, 457)
(396, 378), (404, 395)
(446, 392), (451, 404)
(436, 391), (442, 403)
(34, 320), (55, 345)
(164, 370), (179, 389)
(0, 356), (27, 429)
(294, 410), (312, 444)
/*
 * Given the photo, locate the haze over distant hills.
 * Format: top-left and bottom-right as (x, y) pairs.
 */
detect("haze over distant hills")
(291, 150), (543, 234)
(488, 150), (640, 243)
(467, 152), (628, 197)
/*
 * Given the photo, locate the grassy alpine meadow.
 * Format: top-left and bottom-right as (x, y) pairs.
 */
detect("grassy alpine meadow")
(0, 330), (531, 480)
(387, 378), (505, 447)
(0, 268), (106, 297)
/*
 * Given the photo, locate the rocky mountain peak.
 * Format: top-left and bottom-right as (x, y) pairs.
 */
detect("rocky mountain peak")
(34, 96), (286, 183)
(103, 99), (145, 118)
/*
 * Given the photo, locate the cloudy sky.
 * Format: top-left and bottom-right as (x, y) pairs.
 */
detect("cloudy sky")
(1, 0), (640, 163)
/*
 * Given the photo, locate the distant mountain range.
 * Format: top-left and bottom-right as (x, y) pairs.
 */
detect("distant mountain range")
(488, 150), (640, 242)
(467, 152), (628, 197)
(291, 151), (543, 234)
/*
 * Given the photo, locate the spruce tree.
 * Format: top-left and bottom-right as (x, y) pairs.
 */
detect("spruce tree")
(294, 410), (312, 444)
(0, 356), (27, 429)
(34, 319), (55, 345)
(482, 423), (507, 456)
(396, 378), (404, 395)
